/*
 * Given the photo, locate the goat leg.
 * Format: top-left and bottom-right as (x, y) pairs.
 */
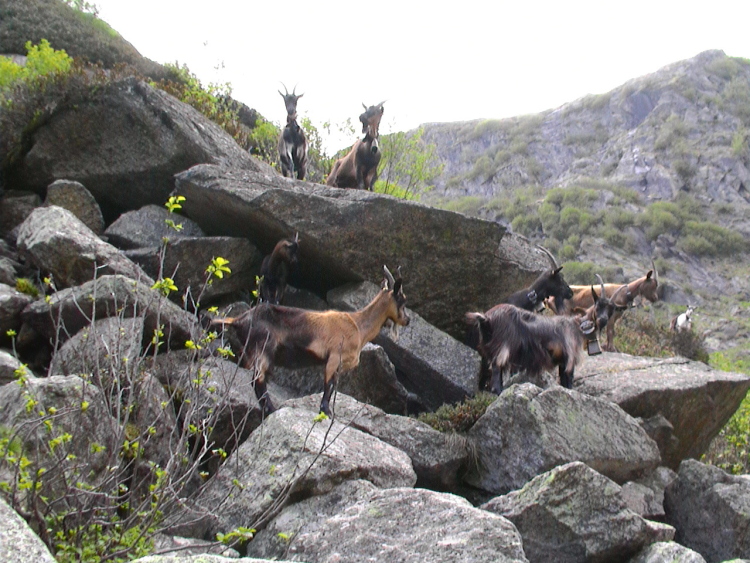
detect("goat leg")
(254, 377), (275, 416)
(559, 365), (574, 389)
(320, 377), (336, 417)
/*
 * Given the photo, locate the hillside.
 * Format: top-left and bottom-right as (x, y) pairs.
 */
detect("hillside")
(420, 50), (750, 360)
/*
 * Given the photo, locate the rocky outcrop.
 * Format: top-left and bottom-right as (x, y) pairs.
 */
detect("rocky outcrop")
(8, 77), (270, 221)
(174, 163), (550, 338)
(483, 462), (673, 563)
(576, 353), (750, 469)
(0, 497), (56, 563)
(17, 205), (153, 288)
(286, 487), (528, 563)
(196, 404), (417, 536)
(104, 204), (205, 250)
(664, 459), (750, 562)
(465, 383), (661, 495)
(44, 179), (105, 235)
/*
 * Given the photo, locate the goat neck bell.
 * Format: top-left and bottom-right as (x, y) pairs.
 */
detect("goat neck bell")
(579, 319), (602, 356)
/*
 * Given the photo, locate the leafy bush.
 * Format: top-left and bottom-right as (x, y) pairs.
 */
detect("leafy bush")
(417, 393), (496, 433)
(703, 351), (750, 474)
(0, 39), (73, 92)
(377, 127), (444, 200)
(440, 196), (486, 217)
(638, 202), (682, 240)
(680, 221), (747, 256)
(560, 261), (597, 285)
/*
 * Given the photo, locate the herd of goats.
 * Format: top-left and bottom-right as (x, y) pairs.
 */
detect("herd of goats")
(224, 87), (697, 417)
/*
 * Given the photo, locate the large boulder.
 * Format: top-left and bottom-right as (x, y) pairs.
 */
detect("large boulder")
(286, 487), (529, 563)
(465, 383), (661, 495)
(20, 274), (198, 351)
(104, 205), (205, 250)
(327, 281), (481, 410)
(17, 206), (153, 288)
(576, 353), (750, 469)
(630, 542), (707, 563)
(482, 462), (673, 563)
(664, 459), (750, 563)
(272, 343), (413, 415)
(148, 350), (266, 457)
(0, 375), (121, 498)
(126, 236), (261, 305)
(246, 479), (379, 560)
(8, 77), (269, 221)
(174, 163), (551, 338)
(288, 394), (471, 491)
(44, 179), (105, 235)
(0, 496), (56, 563)
(0, 282), (33, 347)
(197, 404), (417, 536)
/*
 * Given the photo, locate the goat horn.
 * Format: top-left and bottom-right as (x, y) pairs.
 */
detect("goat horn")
(294, 232), (299, 243)
(536, 245), (558, 269)
(280, 82), (289, 95)
(383, 265), (395, 288)
(595, 274), (605, 296)
(612, 283), (629, 306)
(362, 103), (368, 110)
(651, 259), (659, 284)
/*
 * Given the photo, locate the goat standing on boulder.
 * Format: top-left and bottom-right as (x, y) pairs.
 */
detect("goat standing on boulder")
(277, 85), (308, 180)
(467, 276), (625, 394)
(217, 266), (409, 417)
(326, 102), (385, 190)
(258, 233), (299, 305)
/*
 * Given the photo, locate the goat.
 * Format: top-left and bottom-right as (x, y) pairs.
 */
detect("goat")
(326, 102), (385, 190)
(277, 85), (308, 180)
(670, 305), (696, 332)
(258, 233), (299, 305)
(217, 266), (409, 416)
(467, 276), (624, 394)
(551, 261), (660, 352)
(504, 246), (572, 312)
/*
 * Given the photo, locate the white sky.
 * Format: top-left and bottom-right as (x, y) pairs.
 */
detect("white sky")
(95, 0), (750, 151)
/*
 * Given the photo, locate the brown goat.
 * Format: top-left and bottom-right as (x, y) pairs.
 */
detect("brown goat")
(218, 266), (409, 416)
(467, 276), (624, 393)
(551, 262), (659, 352)
(326, 102), (385, 190)
(259, 233), (299, 305)
(278, 85), (308, 180)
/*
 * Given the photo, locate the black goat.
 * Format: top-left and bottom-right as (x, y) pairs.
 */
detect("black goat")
(277, 85), (308, 180)
(258, 233), (299, 305)
(504, 246), (572, 312)
(326, 102), (385, 190)
(467, 276), (625, 394)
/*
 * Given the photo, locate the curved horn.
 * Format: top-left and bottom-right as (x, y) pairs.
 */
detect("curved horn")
(651, 259), (659, 284)
(294, 232), (299, 243)
(536, 245), (559, 269)
(612, 283), (629, 306)
(595, 274), (605, 296)
(280, 82), (289, 96)
(383, 265), (396, 288)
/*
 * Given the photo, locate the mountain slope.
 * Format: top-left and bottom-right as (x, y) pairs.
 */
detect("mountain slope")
(420, 50), (750, 358)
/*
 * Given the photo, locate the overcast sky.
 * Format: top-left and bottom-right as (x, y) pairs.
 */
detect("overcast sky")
(95, 0), (750, 150)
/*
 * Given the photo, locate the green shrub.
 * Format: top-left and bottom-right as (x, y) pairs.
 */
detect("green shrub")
(510, 214), (542, 237)
(14, 278), (39, 298)
(440, 196), (486, 217)
(0, 39), (73, 92)
(638, 202), (682, 240)
(680, 221), (747, 256)
(560, 261), (597, 285)
(417, 393), (496, 433)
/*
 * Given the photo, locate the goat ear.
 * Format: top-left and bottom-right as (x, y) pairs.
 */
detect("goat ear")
(591, 286), (599, 303)
(646, 270), (653, 280)
(553, 266), (563, 275)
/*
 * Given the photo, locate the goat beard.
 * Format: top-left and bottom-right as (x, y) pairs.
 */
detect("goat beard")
(384, 319), (400, 341)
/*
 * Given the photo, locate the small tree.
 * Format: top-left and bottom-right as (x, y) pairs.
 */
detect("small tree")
(375, 127), (443, 200)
